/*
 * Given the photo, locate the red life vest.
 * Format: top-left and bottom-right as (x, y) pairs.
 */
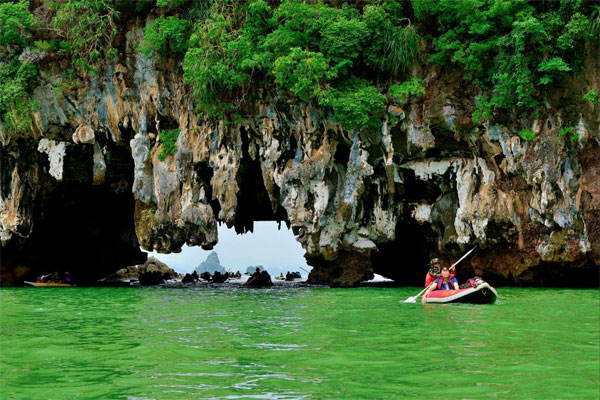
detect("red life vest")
(436, 277), (456, 290)
(425, 269), (455, 287)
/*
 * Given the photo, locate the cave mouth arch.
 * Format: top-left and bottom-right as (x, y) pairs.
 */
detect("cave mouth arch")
(1, 140), (146, 285)
(147, 222), (310, 277)
(370, 220), (433, 286)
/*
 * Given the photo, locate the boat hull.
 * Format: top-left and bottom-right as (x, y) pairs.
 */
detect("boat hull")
(24, 281), (72, 287)
(424, 282), (497, 304)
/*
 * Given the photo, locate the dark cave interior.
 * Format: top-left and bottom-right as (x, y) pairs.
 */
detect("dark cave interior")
(1, 141), (146, 284)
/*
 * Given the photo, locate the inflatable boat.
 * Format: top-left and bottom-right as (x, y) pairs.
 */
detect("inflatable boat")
(423, 282), (497, 304)
(25, 281), (72, 287)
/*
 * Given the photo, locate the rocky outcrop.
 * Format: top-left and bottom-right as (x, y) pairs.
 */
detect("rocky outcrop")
(104, 256), (178, 283)
(1, 17), (598, 287)
(245, 270), (274, 287)
(195, 251), (226, 275)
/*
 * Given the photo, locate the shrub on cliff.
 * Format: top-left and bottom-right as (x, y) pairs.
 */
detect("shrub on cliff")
(320, 80), (387, 131)
(182, 0), (419, 130)
(0, 0), (38, 138)
(141, 15), (190, 59)
(413, 0), (598, 121)
(158, 129), (179, 161)
(50, 0), (119, 76)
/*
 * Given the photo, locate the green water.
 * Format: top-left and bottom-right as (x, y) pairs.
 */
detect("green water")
(1, 287), (598, 400)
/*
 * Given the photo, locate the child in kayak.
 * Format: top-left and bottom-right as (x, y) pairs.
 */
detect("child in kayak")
(425, 258), (456, 287)
(422, 266), (459, 304)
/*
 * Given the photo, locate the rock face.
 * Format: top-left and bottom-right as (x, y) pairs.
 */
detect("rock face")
(1, 18), (598, 287)
(104, 257), (179, 284)
(195, 251), (226, 275)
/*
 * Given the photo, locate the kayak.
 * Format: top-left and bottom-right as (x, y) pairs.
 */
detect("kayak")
(25, 281), (72, 287)
(423, 282), (497, 304)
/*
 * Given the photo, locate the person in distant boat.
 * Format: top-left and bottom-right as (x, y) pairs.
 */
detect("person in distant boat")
(39, 274), (53, 283)
(422, 266), (459, 304)
(63, 271), (73, 284)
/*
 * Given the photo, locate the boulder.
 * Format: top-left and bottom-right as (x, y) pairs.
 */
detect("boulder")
(246, 265), (264, 274)
(102, 256), (179, 284)
(244, 270), (273, 287)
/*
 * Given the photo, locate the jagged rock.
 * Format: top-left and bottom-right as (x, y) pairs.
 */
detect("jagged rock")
(1, 16), (598, 287)
(104, 256), (178, 284)
(244, 270), (273, 287)
(181, 271), (199, 283)
(245, 265), (264, 274)
(211, 271), (227, 283)
(195, 251), (226, 275)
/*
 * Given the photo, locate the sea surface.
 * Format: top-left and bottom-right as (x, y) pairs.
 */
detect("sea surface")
(1, 286), (598, 399)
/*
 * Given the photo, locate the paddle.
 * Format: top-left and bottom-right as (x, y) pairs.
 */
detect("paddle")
(403, 283), (436, 303)
(403, 246), (477, 303)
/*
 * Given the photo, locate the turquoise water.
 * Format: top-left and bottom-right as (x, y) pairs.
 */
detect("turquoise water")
(1, 286), (598, 399)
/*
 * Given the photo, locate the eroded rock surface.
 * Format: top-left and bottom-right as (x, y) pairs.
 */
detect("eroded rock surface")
(1, 21), (598, 287)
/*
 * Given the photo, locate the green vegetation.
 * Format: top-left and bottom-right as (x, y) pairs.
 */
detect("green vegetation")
(518, 129), (535, 142)
(321, 79), (387, 131)
(388, 77), (426, 104)
(158, 129), (179, 161)
(141, 15), (190, 59)
(1, 0), (597, 141)
(559, 126), (578, 141)
(50, 0), (119, 76)
(582, 89), (598, 104)
(181, 0), (419, 129)
(414, 0), (598, 121)
(0, 0), (38, 136)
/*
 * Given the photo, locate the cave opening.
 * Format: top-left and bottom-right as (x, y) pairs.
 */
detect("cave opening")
(369, 168), (445, 286)
(1, 141), (146, 285)
(147, 221), (310, 278)
(234, 128), (288, 234)
(370, 218), (433, 286)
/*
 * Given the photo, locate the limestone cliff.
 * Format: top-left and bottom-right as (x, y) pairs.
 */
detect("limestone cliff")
(1, 14), (598, 287)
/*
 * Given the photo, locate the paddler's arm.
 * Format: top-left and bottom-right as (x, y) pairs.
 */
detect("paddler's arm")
(451, 277), (459, 290)
(421, 282), (436, 304)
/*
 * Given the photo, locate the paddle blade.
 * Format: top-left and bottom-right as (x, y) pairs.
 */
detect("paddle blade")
(403, 296), (417, 303)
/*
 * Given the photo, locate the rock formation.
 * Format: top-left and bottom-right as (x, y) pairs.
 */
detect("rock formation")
(102, 256), (178, 284)
(245, 270), (274, 288)
(1, 7), (598, 287)
(195, 251), (226, 275)
(246, 265), (265, 274)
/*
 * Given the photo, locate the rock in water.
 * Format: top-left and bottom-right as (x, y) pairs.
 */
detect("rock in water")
(211, 271), (227, 283)
(103, 257), (178, 285)
(245, 271), (273, 287)
(245, 265), (264, 274)
(195, 251), (227, 275)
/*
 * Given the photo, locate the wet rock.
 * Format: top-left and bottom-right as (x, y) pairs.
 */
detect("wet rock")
(104, 256), (178, 285)
(245, 270), (273, 287)
(211, 271), (227, 283)
(181, 271), (199, 283)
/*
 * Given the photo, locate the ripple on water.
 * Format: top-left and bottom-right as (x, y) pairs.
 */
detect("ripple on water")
(0, 286), (598, 399)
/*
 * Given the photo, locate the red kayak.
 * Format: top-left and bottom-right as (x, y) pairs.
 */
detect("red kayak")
(423, 282), (498, 304)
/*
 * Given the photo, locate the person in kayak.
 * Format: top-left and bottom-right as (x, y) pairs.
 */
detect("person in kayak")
(422, 266), (459, 304)
(425, 258), (456, 287)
